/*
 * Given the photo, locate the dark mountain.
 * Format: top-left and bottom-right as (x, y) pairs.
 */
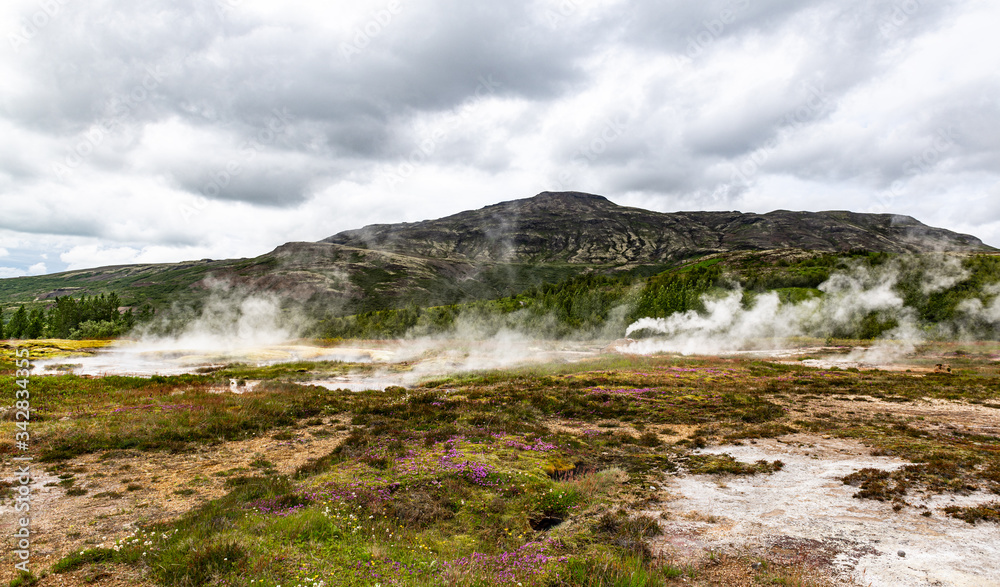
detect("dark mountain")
(324, 191), (990, 264)
(1, 192), (993, 315)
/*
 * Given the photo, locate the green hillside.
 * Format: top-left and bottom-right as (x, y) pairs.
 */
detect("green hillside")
(315, 250), (1000, 341)
(2, 192), (997, 340)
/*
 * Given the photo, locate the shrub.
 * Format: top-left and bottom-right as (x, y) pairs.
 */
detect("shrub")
(945, 502), (1000, 525)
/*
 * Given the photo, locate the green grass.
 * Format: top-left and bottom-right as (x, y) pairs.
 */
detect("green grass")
(52, 548), (117, 573)
(7, 573), (39, 587)
(557, 554), (684, 586)
(20, 339), (999, 585)
(0, 361), (346, 461)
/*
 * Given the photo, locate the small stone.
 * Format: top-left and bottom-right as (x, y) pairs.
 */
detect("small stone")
(751, 562), (762, 570)
(898, 551), (906, 558)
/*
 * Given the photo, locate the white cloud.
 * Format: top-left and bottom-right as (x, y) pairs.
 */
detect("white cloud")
(60, 245), (141, 270)
(27, 262), (47, 276)
(0, 0), (996, 279)
(0, 267), (25, 278)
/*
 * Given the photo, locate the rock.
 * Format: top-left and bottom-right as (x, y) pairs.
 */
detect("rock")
(751, 562), (762, 570)
(898, 551), (906, 558)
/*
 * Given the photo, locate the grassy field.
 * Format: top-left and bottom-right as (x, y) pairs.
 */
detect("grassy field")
(2, 341), (999, 586)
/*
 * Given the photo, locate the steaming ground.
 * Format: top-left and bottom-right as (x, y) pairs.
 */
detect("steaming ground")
(32, 281), (610, 385)
(33, 337), (606, 388)
(32, 341), (391, 377)
(35, 258), (1000, 380)
(33, 336), (981, 384)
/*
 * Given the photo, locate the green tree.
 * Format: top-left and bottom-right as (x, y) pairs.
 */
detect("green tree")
(47, 296), (81, 338)
(26, 308), (45, 339)
(7, 305), (28, 339)
(137, 304), (155, 322)
(0, 306), (4, 339)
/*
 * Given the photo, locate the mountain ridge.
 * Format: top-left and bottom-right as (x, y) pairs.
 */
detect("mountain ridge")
(323, 191), (991, 265)
(0, 191), (993, 314)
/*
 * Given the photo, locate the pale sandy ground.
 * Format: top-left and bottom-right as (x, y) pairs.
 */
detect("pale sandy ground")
(0, 422), (349, 586)
(31, 342), (391, 377)
(654, 436), (1000, 587)
(32, 340), (604, 388)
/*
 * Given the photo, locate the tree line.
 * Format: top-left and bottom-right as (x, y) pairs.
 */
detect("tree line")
(5, 253), (999, 341)
(316, 253), (1000, 340)
(0, 293), (145, 340)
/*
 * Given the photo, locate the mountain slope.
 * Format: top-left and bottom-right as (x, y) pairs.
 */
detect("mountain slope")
(323, 192), (991, 264)
(1, 192), (993, 315)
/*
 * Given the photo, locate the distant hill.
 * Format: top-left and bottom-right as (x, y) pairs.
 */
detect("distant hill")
(0, 192), (993, 315)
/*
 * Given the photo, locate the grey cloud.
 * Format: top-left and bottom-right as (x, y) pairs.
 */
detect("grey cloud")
(618, 0), (827, 55)
(6, 0), (605, 210)
(1, 0), (998, 269)
(172, 164), (322, 208)
(0, 213), (105, 239)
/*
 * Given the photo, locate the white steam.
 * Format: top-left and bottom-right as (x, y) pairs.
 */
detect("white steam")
(30, 257), (1000, 381)
(622, 258), (989, 360)
(384, 315), (603, 382)
(135, 278), (305, 351)
(957, 282), (1000, 324)
(625, 291), (802, 355)
(32, 280), (319, 377)
(919, 255), (971, 295)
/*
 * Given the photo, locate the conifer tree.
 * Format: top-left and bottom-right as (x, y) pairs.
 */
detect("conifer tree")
(26, 308), (45, 339)
(7, 305), (28, 339)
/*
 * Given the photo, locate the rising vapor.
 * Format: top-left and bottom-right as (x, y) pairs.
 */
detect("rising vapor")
(624, 257), (1000, 357)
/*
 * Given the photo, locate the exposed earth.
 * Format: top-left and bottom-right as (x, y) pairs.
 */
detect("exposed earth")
(658, 436), (1000, 586)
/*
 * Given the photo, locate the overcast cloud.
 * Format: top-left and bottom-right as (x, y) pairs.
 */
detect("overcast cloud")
(1, 0), (998, 275)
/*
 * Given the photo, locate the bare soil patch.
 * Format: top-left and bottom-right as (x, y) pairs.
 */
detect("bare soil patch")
(655, 435), (1000, 587)
(0, 422), (348, 585)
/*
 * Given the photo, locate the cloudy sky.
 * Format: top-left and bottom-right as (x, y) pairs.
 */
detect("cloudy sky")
(1, 0), (998, 277)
